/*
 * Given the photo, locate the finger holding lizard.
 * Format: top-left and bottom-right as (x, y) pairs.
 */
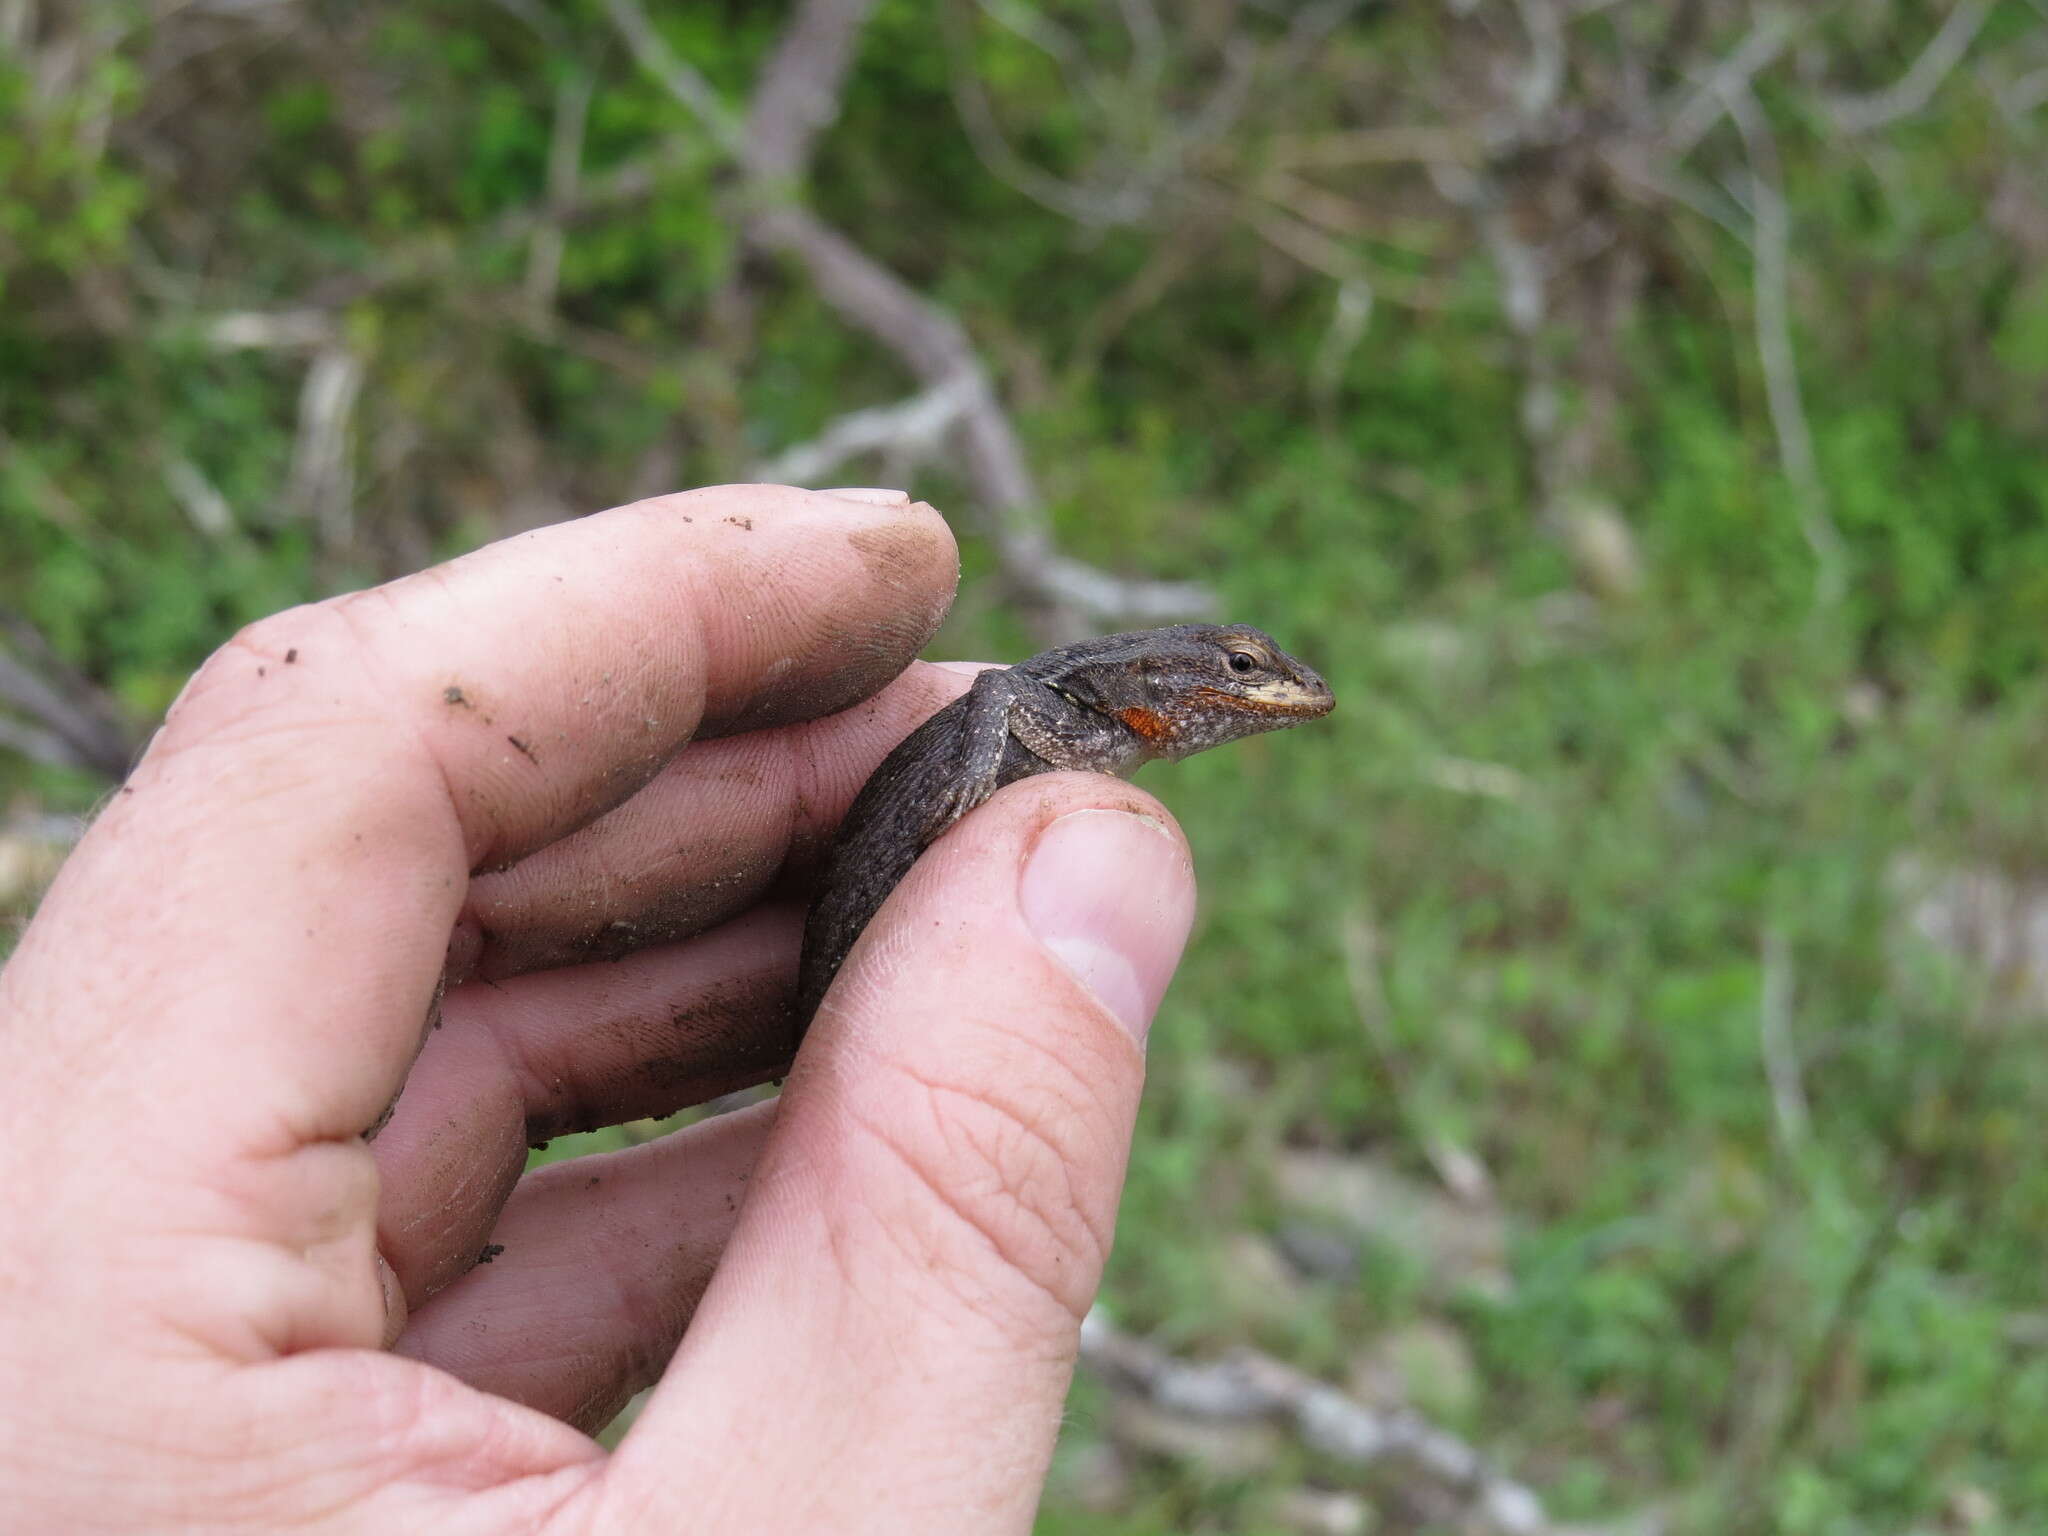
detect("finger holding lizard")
(0, 483), (960, 1529)
(372, 661), (994, 1306)
(599, 770), (1201, 1530)
(446, 658), (987, 984)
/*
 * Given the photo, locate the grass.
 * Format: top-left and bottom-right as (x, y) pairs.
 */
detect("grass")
(1012, 519), (2048, 1532)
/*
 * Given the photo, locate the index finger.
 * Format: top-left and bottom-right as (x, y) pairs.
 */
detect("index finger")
(6, 485), (957, 1161)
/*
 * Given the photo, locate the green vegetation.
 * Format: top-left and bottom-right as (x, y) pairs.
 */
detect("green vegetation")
(8, 2), (2048, 1530)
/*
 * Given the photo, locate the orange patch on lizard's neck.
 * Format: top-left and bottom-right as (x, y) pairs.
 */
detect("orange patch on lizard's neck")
(1116, 705), (1175, 745)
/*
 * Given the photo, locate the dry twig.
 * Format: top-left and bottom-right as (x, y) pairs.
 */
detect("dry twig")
(0, 609), (137, 778)
(525, 67), (595, 314)
(1079, 1308), (1562, 1535)
(1720, 82), (1847, 607)
(286, 347), (365, 550)
(1758, 927), (1809, 1155)
(1829, 0), (1996, 133)
(603, 0), (1211, 628)
(749, 378), (978, 487)
(1662, 10), (1799, 162)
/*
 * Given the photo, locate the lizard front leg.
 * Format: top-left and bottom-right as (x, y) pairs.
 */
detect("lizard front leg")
(1005, 683), (1150, 779)
(927, 665), (1029, 833)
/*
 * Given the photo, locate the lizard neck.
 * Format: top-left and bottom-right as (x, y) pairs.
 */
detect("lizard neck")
(1011, 681), (1159, 776)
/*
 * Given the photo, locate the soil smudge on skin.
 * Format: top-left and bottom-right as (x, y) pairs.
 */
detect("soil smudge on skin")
(697, 519), (955, 740)
(520, 973), (796, 1140)
(468, 843), (785, 980)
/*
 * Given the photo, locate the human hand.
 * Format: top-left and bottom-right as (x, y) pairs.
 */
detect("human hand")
(0, 485), (1197, 1532)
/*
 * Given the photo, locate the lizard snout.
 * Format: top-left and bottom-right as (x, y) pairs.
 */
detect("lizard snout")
(1256, 665), (1334, 718)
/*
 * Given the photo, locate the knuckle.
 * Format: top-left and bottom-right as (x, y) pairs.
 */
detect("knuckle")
(215, 601), (348, 680)
(160, 603), (360, 750)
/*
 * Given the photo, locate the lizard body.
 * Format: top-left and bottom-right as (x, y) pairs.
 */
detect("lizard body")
(795, 623), (1334, 1036)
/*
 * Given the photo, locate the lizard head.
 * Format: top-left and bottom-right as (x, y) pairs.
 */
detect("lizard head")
(1126, 623), (1335, 761)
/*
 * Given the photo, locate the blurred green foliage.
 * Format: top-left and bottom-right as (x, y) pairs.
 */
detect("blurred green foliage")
(7, 2), (2048, 1530)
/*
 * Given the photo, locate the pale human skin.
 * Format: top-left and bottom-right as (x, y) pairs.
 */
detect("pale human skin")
(0, 485), (1197, 1533)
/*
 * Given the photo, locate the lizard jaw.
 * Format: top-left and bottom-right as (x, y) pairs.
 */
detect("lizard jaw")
(1246, 677), (1335, 717)
(1190, 680), (1335, 720)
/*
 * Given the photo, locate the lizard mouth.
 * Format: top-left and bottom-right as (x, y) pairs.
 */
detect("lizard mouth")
(1194, 680), (1336, 718)
(1258, 678), (1336, 716)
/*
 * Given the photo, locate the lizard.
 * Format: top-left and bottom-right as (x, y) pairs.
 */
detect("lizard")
(795, 623), (1335, 1039)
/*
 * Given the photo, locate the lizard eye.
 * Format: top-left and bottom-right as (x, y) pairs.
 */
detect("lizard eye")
(1227, 650), (1260, 675)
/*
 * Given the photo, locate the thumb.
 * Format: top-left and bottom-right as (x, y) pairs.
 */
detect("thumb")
(601, 773), (1194, 1532)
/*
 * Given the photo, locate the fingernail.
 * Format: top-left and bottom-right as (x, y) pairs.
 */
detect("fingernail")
(1020, 809), (1195, 1042)
(819, 487), (912, 507)
(375, 1252), (408, 1347)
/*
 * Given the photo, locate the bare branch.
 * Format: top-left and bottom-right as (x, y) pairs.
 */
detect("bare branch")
(458, 288), (666, 379)
(481, 148), (694, 250)
(296, 146), (697, 311)
(1022, 551), (1212, 624)
(1241, 187), (1452, 309)
(1427, 0), (1581, 525)
(751, 377), (979, 486)
(742, 0), (882, 183)
(1114, 0), (1166, 89)
(1829, 0), (1996, 134)
(1512, 0), (1566, 120)
(944, 0), (1256, 232)
(1255, 167), (1387, 237)
(1267, 124), (1477, 168)
(1994, 63), (2048, 118)
(0, 716), (86, 775)
(939, 0), (1154, 227)
(589, 0), (1211, 626)
(0, 430), (87, 532)
(286, 347), (364, 548)
(973, 0), (1087, 84)
(730, 2), (1210, 625)
(750, 206), (1209, 620)
(1271, 0), (1377, 77)
(525, 67), (595, 313)
(1599, 149), (1756, 248)
(0, 610), (137, 779)
(749, 204), (989, 393)
(1079, 1309), (1571, 1536)
(1759, 927), (1809, 1155)
(1310, 278), (1373, 403)
(203, 309), (336, 351)
(1245, 201), (1367, 284)
(600, 0), (741, 151)
(1431, 156), (1566, 513)
(1661, 9), (1798, 161)
(164, 457), (235, 538)
(1341, 910), (1494, 1203)
(1425, 756), (1535, 801)
(486, 0), (574, 54)
(1176, 35), (1262, 158)
(1064, 203), (1222, 377)
(1721, 83), (1847, 606)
